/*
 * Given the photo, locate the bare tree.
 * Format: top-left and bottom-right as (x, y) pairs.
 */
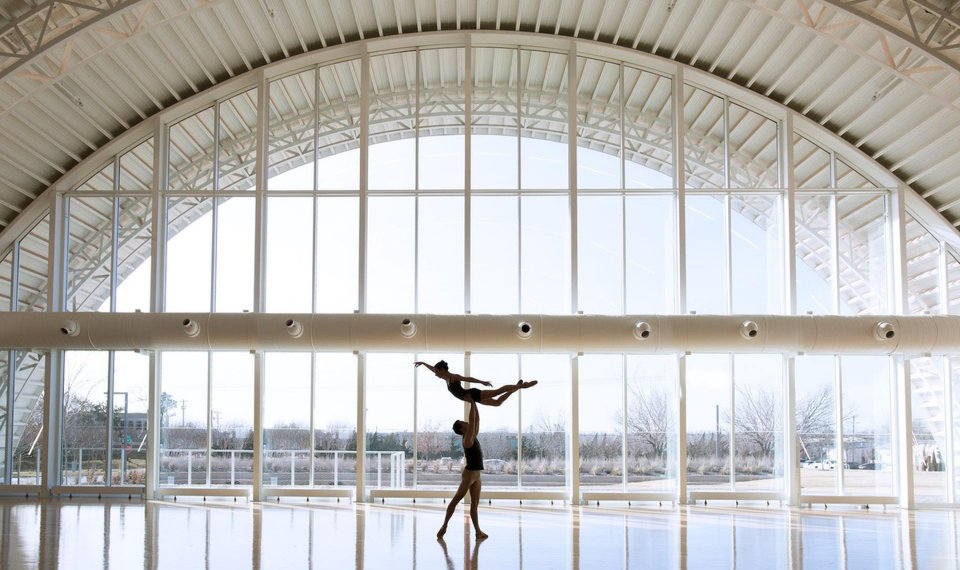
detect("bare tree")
(620, 387), (671, 458)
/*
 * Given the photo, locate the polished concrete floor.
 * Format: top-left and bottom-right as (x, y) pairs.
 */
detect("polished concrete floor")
(0, 497), (957, 569)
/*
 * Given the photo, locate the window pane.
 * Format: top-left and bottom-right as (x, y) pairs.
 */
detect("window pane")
(626, 355), (678, 491)
(728, 104), (778, 189)
(471, 354), (519, 488)
(733, 354), (783, 490)
(520, 50), (568, 190)
(415, 353), (463, 488)
(471, 195), (518, 313)
(578, 196), (623, 315)
(18, 216), (50, 312)
(837, 194), (889, 314)
(113, 351), (150, 485)
(67, 196), (113, 312)
(316, 197), (359, 313)
(0, 352), (7, 482)
(160, 352), (208, 486)
(365, 354), (413, 489)
(168, 108), (215, 191)
(686, 354), (731, 490)
(685, 195), (726, 314)
(836, 159), (875, 189)
(367, 197), (415, 313)
(796, 194), (835, 315)
(521, 195), (570, 314)
(731, 194), (781, 314)
(417, 197), (464, 313)
(62, 351), (109, 485)
(576, 57), (620, 190)
(910, 356), (947, 503)
(165, 197), (211, 312)
(624, 66), (673, 189)
(683, 86), (724, 189)
(115, 196), (152, 313)
(210, 352), (253, 486)
(265, 196), (312, 312)
(625, 194), (675, 313)
(520, 354), (569, 489)
(472, 47), (518, 190)
(369, 51), (416, 191)
(796, 356), (838, 495)
(12, 351), (45, 485)
(218, 88), (257, 191)
(314, 353), (357, 487)
(264, 353), (310, 486)
(0, 253), (11, 311)
(579, 355), (623, 489)
(419, 48), (465, 190)
(840, 356), (892, 495)
(794, 135), (830, 190)
(269, 71), (315, 192)
(905, 215), (941, 315)
(118, 138), (153, 192)
(317, 61), (361, 191)
(76, 162), (114, 192)
(215, 197), (254, 312)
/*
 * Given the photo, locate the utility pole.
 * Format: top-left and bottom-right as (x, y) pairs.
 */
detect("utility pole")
(180, 400), (187, 427)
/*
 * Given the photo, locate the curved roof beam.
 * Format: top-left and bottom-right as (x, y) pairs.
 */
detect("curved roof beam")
(822, 0), (960, 76)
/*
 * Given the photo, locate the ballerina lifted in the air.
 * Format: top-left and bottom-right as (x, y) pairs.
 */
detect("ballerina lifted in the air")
(414, 360), (538, 407)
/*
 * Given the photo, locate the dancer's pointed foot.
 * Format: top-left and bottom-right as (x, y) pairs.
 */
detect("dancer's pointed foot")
(476, 531), (488, 541)
(437, 526), (447, 540)
(521, 380), (538, 389)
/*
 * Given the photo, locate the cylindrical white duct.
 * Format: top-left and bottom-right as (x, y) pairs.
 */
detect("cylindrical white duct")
(2, 313), (960, 354)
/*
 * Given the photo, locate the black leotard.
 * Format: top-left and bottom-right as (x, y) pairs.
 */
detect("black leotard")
(446, 380), (482, 403)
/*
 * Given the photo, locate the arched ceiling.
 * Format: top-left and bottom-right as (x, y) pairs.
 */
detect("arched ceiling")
(0, 0), (959, 236)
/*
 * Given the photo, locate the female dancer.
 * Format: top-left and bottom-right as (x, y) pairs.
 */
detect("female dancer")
(414, 360), (537, 407)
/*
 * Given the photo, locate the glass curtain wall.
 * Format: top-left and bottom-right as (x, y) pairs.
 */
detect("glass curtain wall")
(12, 40), (960, 502)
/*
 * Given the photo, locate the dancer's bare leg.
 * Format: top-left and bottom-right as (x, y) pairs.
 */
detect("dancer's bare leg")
(438, 475), (471, 539)
(478, 380), (538, 405)
(469, 478), (486, 540)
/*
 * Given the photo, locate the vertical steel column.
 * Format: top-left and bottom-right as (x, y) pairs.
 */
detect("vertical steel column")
(41, 188), (67, 494)
(3, 349), (12, 484)
(621, 355), (627, 492)
(834, 356), (845, 495)
(829, 152), (840, 314)
(781, 114), (799, 504)
(106, 351), (116, 486)
(568, 44), (578, 315)
(356, 352), (366, 502)
(464, 34), (472, 314)
(414, 48), (421, 314)
(146, 117), (167, 500)
(944, 357), (955, 504)
(205, 353), (213, 486)
(309, 354), (316, 487)
(890, 186), (908, 315)
(146, 351), (160, 499)
(785, 355), (799, 505)
(728, 356), (736, 490)
(895, 355), (914, 508)
(413, 353), (418, 488)
(722, 98), (732, 314)
(252, 69), (270, 502)
(252, 352), (264, 501)
(359, 48), (370, 314)
(570, 353), (580, 504)
(673, 66), (687, 314)
(782, 113), (797, 315)
(677, 353), (688, 504)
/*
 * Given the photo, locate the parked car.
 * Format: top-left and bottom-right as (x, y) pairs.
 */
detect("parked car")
(483, 459), (507, 473)
(857, 462), (886, 470)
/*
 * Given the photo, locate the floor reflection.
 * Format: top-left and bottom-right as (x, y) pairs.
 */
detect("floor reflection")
(0, 498), (958, 568)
